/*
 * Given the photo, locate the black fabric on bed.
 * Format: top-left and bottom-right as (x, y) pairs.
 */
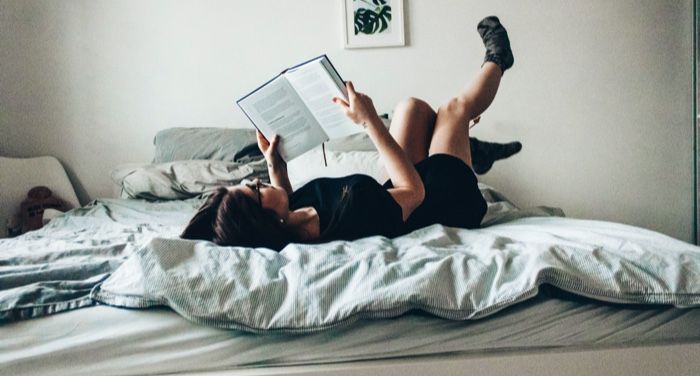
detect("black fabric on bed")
(383, 153), (487, 233)
(289, 174), (405, 241)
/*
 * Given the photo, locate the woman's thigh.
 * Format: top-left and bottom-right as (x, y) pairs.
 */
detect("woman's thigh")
(388, 97), (437, 165)
(428, 97), (473, 167)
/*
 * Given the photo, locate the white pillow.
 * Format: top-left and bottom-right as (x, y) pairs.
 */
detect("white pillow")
(110, 163), (150, 197)
(322, 117), (390, 152)
(287, 147), (387, 191)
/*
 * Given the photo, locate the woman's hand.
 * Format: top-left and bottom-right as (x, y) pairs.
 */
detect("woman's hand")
(256, 131), (286, 170)
(332, 81), (380, 127)
(257, 131), (293, 194)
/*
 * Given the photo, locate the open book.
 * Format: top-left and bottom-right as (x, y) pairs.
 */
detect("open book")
(236, 55), (363, 162)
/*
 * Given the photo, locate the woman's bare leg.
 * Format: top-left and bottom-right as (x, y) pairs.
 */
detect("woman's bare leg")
(428, 62), (502, 167)
(388, 97), (437, 164)
(428, 16), (513, 167)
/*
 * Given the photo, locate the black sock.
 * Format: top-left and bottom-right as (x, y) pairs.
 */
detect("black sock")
(470, 137), (522, 175)
(477, 16), (514, 73)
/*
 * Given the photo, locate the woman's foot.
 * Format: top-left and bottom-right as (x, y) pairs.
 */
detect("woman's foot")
(470, 137), (522, 174)
(477, 16), (514, 74)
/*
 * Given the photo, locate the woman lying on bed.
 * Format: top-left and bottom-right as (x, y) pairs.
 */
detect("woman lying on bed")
(182, 16), (514, 250)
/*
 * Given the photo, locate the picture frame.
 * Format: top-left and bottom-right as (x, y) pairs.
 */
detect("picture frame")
(342, 0), (405, 49)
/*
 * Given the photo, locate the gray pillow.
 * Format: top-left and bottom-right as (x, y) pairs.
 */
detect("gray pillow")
(120, 159), (269, 201)
(152, 116), (389, 164)
(152, 127), (258, 163)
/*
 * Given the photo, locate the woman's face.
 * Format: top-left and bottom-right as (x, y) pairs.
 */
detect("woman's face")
(229, 179), (289, 220)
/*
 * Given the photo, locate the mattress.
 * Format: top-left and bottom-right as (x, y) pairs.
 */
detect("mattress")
(2, 290), (699, 375)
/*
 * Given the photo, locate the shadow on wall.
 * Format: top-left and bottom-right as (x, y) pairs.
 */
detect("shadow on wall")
(0, 2), (90, 204)
(61, 161), (88, 206)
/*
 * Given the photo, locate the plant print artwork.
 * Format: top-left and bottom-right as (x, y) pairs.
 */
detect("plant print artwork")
(343, 0), (403, 48)
(354, 0), (392, 35)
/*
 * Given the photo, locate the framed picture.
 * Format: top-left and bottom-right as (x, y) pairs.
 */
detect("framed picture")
(342, 0), (405, 49)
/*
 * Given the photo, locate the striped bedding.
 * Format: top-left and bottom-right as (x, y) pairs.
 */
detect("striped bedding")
(92, 215), (700, 333)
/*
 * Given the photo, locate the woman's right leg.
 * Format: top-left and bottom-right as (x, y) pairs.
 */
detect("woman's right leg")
(428, 16), (513, 167)
(428, 62), (503, 167)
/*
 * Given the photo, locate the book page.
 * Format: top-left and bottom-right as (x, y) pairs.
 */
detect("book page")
(285, 59), (363, 140)
(238, 77), (328, 161)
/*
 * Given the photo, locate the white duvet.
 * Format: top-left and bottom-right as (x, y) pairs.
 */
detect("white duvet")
(92, 215), (700, 334)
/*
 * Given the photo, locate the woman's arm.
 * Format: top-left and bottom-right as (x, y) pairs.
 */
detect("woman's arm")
(332, 82), (425, 221)
(256, 131), (293, 194)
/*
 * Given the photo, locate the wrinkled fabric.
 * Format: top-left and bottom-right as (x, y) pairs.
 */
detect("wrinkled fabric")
(0, 198), (201, 322)
(119, 158), (269, 200)
(151, 127), (258, 164)
(93, 217), (700, 334)
(0, 184), (554, 323)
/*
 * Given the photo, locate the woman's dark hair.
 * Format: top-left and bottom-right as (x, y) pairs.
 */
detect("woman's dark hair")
(180, 186), (302, 251)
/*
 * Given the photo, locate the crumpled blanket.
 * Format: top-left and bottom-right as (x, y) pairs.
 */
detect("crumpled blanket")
(0, 184), (558, 323)
(0, 198), (200, 322)
(92, 216), (700, 334)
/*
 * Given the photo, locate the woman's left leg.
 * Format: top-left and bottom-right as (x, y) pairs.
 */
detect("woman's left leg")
(388, 97), (437, 165)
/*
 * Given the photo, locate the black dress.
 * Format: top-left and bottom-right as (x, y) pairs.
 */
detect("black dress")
(288, 153), (486, 241)
(383, 153), (487, 233)
(288, 174), (405, 241)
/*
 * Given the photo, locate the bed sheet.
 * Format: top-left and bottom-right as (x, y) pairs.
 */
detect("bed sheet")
(2, 187), (700, 374)
(2, 292), (699, 376)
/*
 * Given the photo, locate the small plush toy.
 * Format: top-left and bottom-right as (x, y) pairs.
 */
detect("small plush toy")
(18, 186), (72, 234)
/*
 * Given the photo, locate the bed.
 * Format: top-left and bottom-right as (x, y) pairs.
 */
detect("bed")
(2, 127), (700, 375)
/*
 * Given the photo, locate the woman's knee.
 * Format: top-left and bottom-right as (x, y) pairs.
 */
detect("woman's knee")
(438, 97), (473, 122)
(395, 97), (435, 117)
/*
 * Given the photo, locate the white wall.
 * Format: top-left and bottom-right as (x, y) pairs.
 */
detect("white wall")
(0, 0), (694, 242)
